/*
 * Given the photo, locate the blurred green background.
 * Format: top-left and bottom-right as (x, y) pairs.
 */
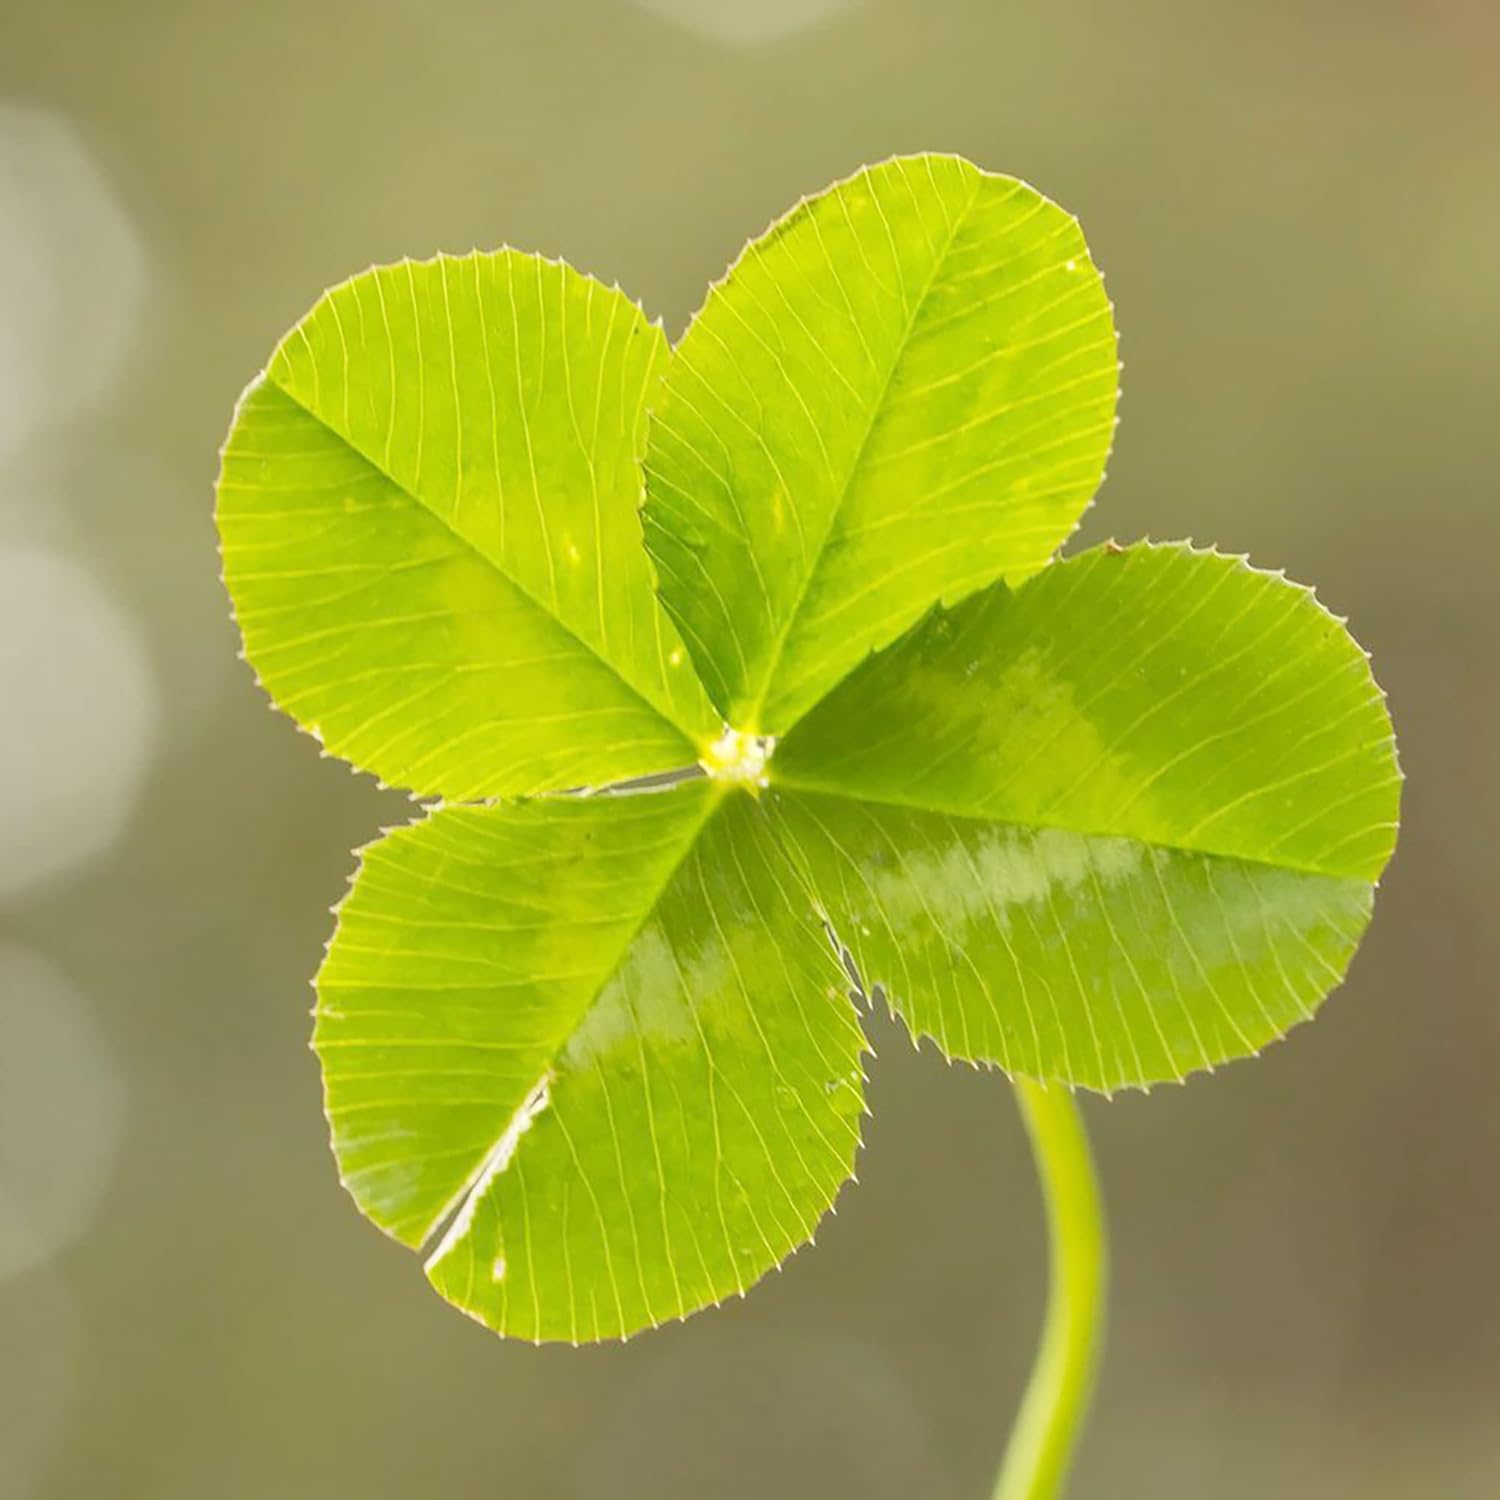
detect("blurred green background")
(1, 1), (1496, 1495)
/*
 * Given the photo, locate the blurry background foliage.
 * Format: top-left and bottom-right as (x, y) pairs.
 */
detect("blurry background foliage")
(0, 2), (1495, 1496)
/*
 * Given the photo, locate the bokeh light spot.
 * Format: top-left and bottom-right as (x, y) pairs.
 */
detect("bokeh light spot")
(0, 104), (146, 461)
(621, 0), (868, 48)
(0, 946), (129, 1283)
(0, 546), (160, 904)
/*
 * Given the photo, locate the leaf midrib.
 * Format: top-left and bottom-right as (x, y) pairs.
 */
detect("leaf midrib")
(262, 370), (704, 754)
(738, 169), (984, 735)
(768, 769), (1373, 884)
(416, 780), (729, 1255)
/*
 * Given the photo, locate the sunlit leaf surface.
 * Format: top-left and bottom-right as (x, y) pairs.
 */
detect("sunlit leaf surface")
(220, 159), (1399, 1339)
(644, 154), (1117, 733)
(317, 780), (865, 1340)
(770, 542), (1400, 1089)
(218, 252), (717, 800)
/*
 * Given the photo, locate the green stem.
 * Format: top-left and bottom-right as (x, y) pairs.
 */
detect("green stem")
(993, 1079), (1108, 1500)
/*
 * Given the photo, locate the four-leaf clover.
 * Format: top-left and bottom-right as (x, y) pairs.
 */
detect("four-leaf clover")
(217, 155), (1399, 1341)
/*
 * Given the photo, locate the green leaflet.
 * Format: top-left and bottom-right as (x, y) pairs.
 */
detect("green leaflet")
(643, 154), (1118, 734)
(769, 542), (1401, 1089)
(217, 156), (1400, 1341)
(316, 780), (865, 1341)
(218, 252), (717, 800)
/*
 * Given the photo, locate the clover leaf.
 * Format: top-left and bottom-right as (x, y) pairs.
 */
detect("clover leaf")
(216, 155), (1398, 1348)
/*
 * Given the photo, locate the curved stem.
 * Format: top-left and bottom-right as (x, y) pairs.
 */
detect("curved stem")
(993, 1079), (1108, 1500)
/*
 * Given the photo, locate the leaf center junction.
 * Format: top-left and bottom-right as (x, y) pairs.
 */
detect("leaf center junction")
(700, 727), (775, 788)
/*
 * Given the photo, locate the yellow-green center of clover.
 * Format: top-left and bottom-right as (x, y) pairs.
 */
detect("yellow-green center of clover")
(700, 727), (775, 788)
